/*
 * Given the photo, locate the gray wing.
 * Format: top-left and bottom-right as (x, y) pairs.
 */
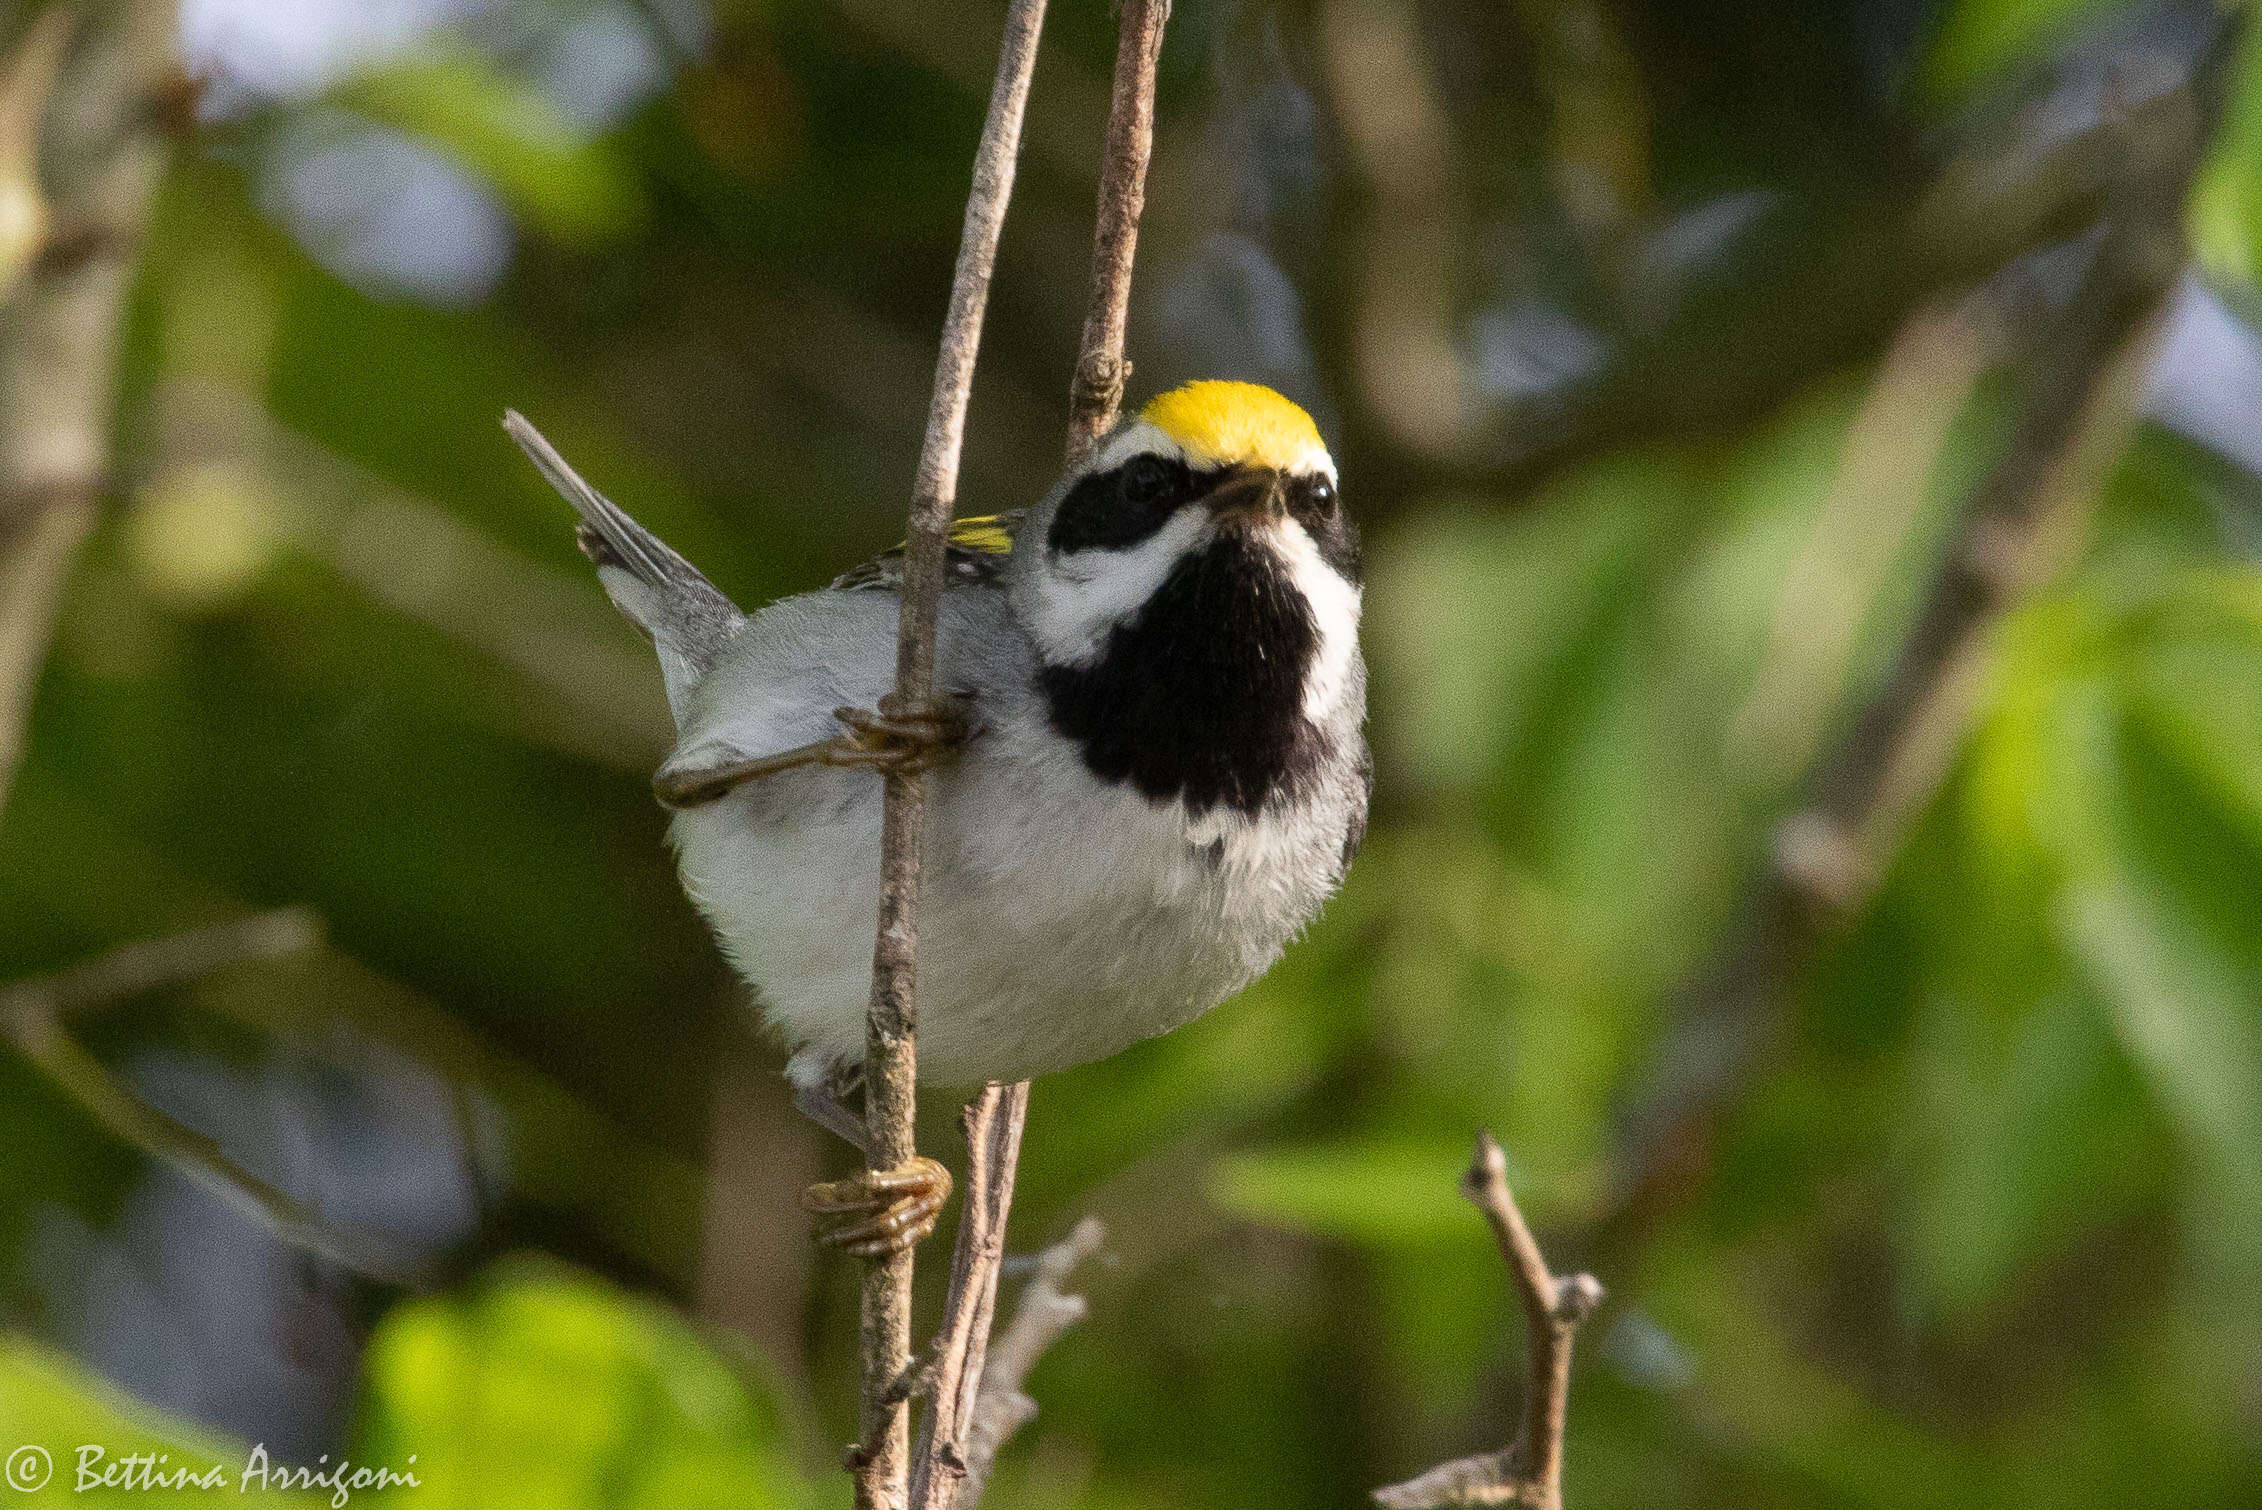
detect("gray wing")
(505, 410), (744, 722)
(653, 574), (1023, 811)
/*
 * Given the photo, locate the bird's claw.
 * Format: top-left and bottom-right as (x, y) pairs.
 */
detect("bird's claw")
(804, 1155), (953, 1257)
(831, 696), (968, 776)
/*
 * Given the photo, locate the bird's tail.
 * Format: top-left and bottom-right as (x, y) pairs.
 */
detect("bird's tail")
(505, 410), (744, 721)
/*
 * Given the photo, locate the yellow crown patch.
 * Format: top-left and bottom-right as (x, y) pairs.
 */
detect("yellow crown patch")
(1140, 381), (1328, 472)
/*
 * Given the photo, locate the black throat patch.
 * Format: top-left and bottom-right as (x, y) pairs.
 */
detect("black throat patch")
(1039, 528), (1327, 817)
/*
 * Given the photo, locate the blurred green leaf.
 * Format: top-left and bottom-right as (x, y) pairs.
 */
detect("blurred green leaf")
(1903, 989), (2168, 1321)
(2124, 586), (2262, 851)
(0, 1335), (323, 1506)
(1644, 1249), (1994, 1510)
(2193, 19), (2262, 291)
(2062, 873), (2262, 1282)
(351, 1263), (822, 1510)
(1207, 1139), (1490, 1246)
(1923, 0), (2134, 97)
(1369, 464), (1663, 796)
(339, 50), (643, 244)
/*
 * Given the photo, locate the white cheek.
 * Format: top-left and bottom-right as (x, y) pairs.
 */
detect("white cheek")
(1029, 508), (1211, 666)
(1274, 518), (1362, 720)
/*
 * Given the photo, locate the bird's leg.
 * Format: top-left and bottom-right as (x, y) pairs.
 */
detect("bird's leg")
(651, 695), (970, 808)
(804, 1157), (954, 1258)
(793, 1064), (952, 1256)
(794, 1080), (874, 1157)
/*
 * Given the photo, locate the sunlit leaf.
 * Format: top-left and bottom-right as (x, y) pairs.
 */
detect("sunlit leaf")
(0, 1336), (325, 1506)
(352, 1263), (821, 1510)
(2124, 591), (2262, 850)
(123, 462), (293, 612)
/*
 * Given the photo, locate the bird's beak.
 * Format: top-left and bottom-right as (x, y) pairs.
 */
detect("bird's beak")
(1202, 466), (1284, 526)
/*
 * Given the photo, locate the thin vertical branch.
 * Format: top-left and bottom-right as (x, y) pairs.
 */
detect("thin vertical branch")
(857, 6), (1048, 1510)
(910, 5), (1171, 1503)
(909, 1081), (1030, 1510)
(1065, 0), (1171, 463)
(1372, 1136), (1602, 1510)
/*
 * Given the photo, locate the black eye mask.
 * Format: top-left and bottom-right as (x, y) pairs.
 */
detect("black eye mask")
(1048, 454), (1198, 555)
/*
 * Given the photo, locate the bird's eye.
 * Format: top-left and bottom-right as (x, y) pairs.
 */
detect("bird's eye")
(1309, 477), (1338, 515)
(1120, 455), (1173, 506)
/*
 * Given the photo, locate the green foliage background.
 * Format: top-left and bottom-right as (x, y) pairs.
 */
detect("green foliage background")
(3, 0), (2262, 1505)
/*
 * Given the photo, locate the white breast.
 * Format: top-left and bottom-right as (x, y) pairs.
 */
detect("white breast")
(663, 575), (1362, 1090)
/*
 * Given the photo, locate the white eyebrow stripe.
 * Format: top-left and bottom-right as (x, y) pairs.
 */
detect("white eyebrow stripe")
(1087, 421), (1185, 472)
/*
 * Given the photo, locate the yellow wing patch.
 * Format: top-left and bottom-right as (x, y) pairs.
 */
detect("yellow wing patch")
(947, 515), (1015, 554)
(1140, 380), (1328, 472)
(833, 510), (1021, 591)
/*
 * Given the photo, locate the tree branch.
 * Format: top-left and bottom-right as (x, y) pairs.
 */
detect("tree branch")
(1372, 1136), (1601, 1510)
(1604, 44), (2222, 1246)
(0, 910), (435, 1288)
(855, 5), (1047, 1508)
(909, 1081), (1029, 1510)
(0, 0), (179, 825)
(961, 1215), (1105, 1508)
(909, 6), (1169, 1502)
(1064, 0), (1170, 463)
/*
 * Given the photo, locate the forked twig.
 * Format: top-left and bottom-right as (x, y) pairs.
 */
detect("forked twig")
(1373, 1136), (1602, 1510)
(909, 1082), (1030, 1510)
(962, 1215), (1106, 1506)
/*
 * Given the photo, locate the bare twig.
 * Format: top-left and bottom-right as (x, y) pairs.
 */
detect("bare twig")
(34, 907), (324, 1015)
(911, 8), (1170, 1501)
(909, 1082), (1030, 1510)
(855, 4), (1047, 1508)
(1605, 47), (2219, 1244)
(961, 1215), (1105, 1507)
(1064, 0), (1170, 463)
(1373, 1136), (1601, 1510)
(0, 0), (178, 825)
(0, 911), (433, 1288)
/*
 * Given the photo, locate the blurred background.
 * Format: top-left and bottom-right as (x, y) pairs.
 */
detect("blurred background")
(3, 0), (2261, 1505)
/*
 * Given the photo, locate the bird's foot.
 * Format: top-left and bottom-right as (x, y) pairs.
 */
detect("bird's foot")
(804, 1156), (954, 1257)
(830, 695), (968, 776)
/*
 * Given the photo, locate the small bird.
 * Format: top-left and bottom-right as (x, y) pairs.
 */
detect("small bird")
(507, 381), (1369, 1253)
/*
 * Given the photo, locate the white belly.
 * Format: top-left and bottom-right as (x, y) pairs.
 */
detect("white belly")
(668, 711), (1339, 1087)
